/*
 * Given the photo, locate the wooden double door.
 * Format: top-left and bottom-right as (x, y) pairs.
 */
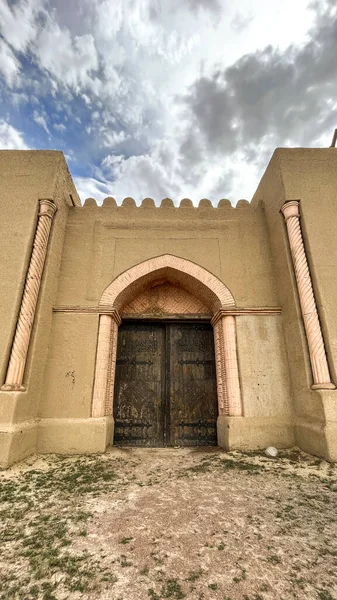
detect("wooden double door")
(113, 321), (218, 447)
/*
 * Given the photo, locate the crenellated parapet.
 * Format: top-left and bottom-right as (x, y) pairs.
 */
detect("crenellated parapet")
(81, 197), (252, 209)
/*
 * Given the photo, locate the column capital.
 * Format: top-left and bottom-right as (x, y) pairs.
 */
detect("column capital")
(39, 199), (57, 219)
(98, 307), (122, 326)
(280, 200), (300, 221)
(211, 307), (236, 326)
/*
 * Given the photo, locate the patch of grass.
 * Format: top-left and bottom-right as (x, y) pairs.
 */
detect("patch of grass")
(178, 455), (265, 478)
(120, 536), (133, 544)
(208, 583), (218, 591)
(267, 554), (282, 564)
(119, 554), (132, 567)
(186, 569), (203, 582)
(161, 579), (185, 599)
(317, 590), (334, 600)
(148, 588), (160, 600)
(259, 582), (270, 592)
(0, 455), (123, 599)
(233, 569), (247, 583)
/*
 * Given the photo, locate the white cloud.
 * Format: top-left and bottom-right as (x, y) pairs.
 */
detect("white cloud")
(35, 25), (100, 94)
(1, 0), (334, 205)
(101, 130), (128, 148)
(53, 123), (66, 133)
(73, 176), (112, 204)
(0, 120), (28, 149)
(0, 39), (20, 87)
(0, 0), (44, 53)
(101, 153), (125, 176)
(33, 110), (50, 134)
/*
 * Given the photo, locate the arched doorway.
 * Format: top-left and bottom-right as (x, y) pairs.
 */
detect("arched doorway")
(91, 255), (242, 446)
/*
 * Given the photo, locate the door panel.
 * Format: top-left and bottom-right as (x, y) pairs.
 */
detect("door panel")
(168, 323), (218, 446)
(113, 321), (218, 447)
(113, 323), (165, 446)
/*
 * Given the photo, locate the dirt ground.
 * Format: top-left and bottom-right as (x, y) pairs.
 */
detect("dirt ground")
(0, 447), (337, 600)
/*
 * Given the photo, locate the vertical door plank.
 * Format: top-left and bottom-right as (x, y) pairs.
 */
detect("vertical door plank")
(168, 323), (218, 446)
(113, 323), (165, 446)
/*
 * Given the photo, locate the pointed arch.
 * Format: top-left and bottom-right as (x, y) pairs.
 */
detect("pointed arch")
(99, 254), (235, 312)
(92, 254), (242, 423)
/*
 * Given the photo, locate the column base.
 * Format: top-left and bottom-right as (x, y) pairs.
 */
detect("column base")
(295, 389), (337, 461)
(311, 383), (335, 390)
(217, 415), (295, 451)
(1, 385), (26, 392)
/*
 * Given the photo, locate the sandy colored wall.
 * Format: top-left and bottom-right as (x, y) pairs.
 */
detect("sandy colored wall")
(237, 315), (293, 419)
(252, 149), (337, 458)
(0, 151), (80, 466)
(55, 201), (278, 309)
(3, 148), (337, 464)
(40, 313), (98, 419)
(41, 199), (290, 428)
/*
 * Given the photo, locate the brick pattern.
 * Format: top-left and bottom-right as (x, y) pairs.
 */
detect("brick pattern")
(104, 320), (119, 416)
(91, 314), (113, 418)
(122, 282), (209, 316)
(213, 320), (230, 415)
(222, 315), (242, 416)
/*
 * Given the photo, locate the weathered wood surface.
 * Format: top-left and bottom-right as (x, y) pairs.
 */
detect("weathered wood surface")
(113, 322), (217, 447)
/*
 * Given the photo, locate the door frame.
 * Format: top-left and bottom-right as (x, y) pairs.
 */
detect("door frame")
(113, 318), (218, 447)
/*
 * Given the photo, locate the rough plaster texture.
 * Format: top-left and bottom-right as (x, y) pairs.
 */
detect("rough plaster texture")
(251, 148), (337, 459)
(55, 202), (277, 309)
(236, 315), (293, 419)
(1, 149), (337, 466)
(0, 151), (80, 466)
(40, 314), (98, 419)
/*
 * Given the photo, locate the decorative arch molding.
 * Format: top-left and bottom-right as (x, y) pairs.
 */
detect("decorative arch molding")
(92, 254), (242, 427)
(100, 254), (235, 312)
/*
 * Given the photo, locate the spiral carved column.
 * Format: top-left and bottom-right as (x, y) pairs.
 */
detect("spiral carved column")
(91, 310), (121, 418)
(2, 199), (57, 391)
(281, 201), (334, 389)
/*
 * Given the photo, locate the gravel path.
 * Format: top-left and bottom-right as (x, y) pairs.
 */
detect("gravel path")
(1, 447), (336, 600)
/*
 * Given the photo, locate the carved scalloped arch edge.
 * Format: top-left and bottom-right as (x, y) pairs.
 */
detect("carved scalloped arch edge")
(82, 197), (251, 209)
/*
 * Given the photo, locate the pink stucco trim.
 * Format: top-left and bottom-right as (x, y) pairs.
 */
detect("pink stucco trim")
(92, 314), (113, 418)
(99, 255), (235, 312)
(2, 200), (57, 391)
(221, 315), (242, 415)
(281, 201), (335, 389)
(213, 319), (229, 415)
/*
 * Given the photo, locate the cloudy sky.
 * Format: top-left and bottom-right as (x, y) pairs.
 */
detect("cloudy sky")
(0, 0), (336, 204)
